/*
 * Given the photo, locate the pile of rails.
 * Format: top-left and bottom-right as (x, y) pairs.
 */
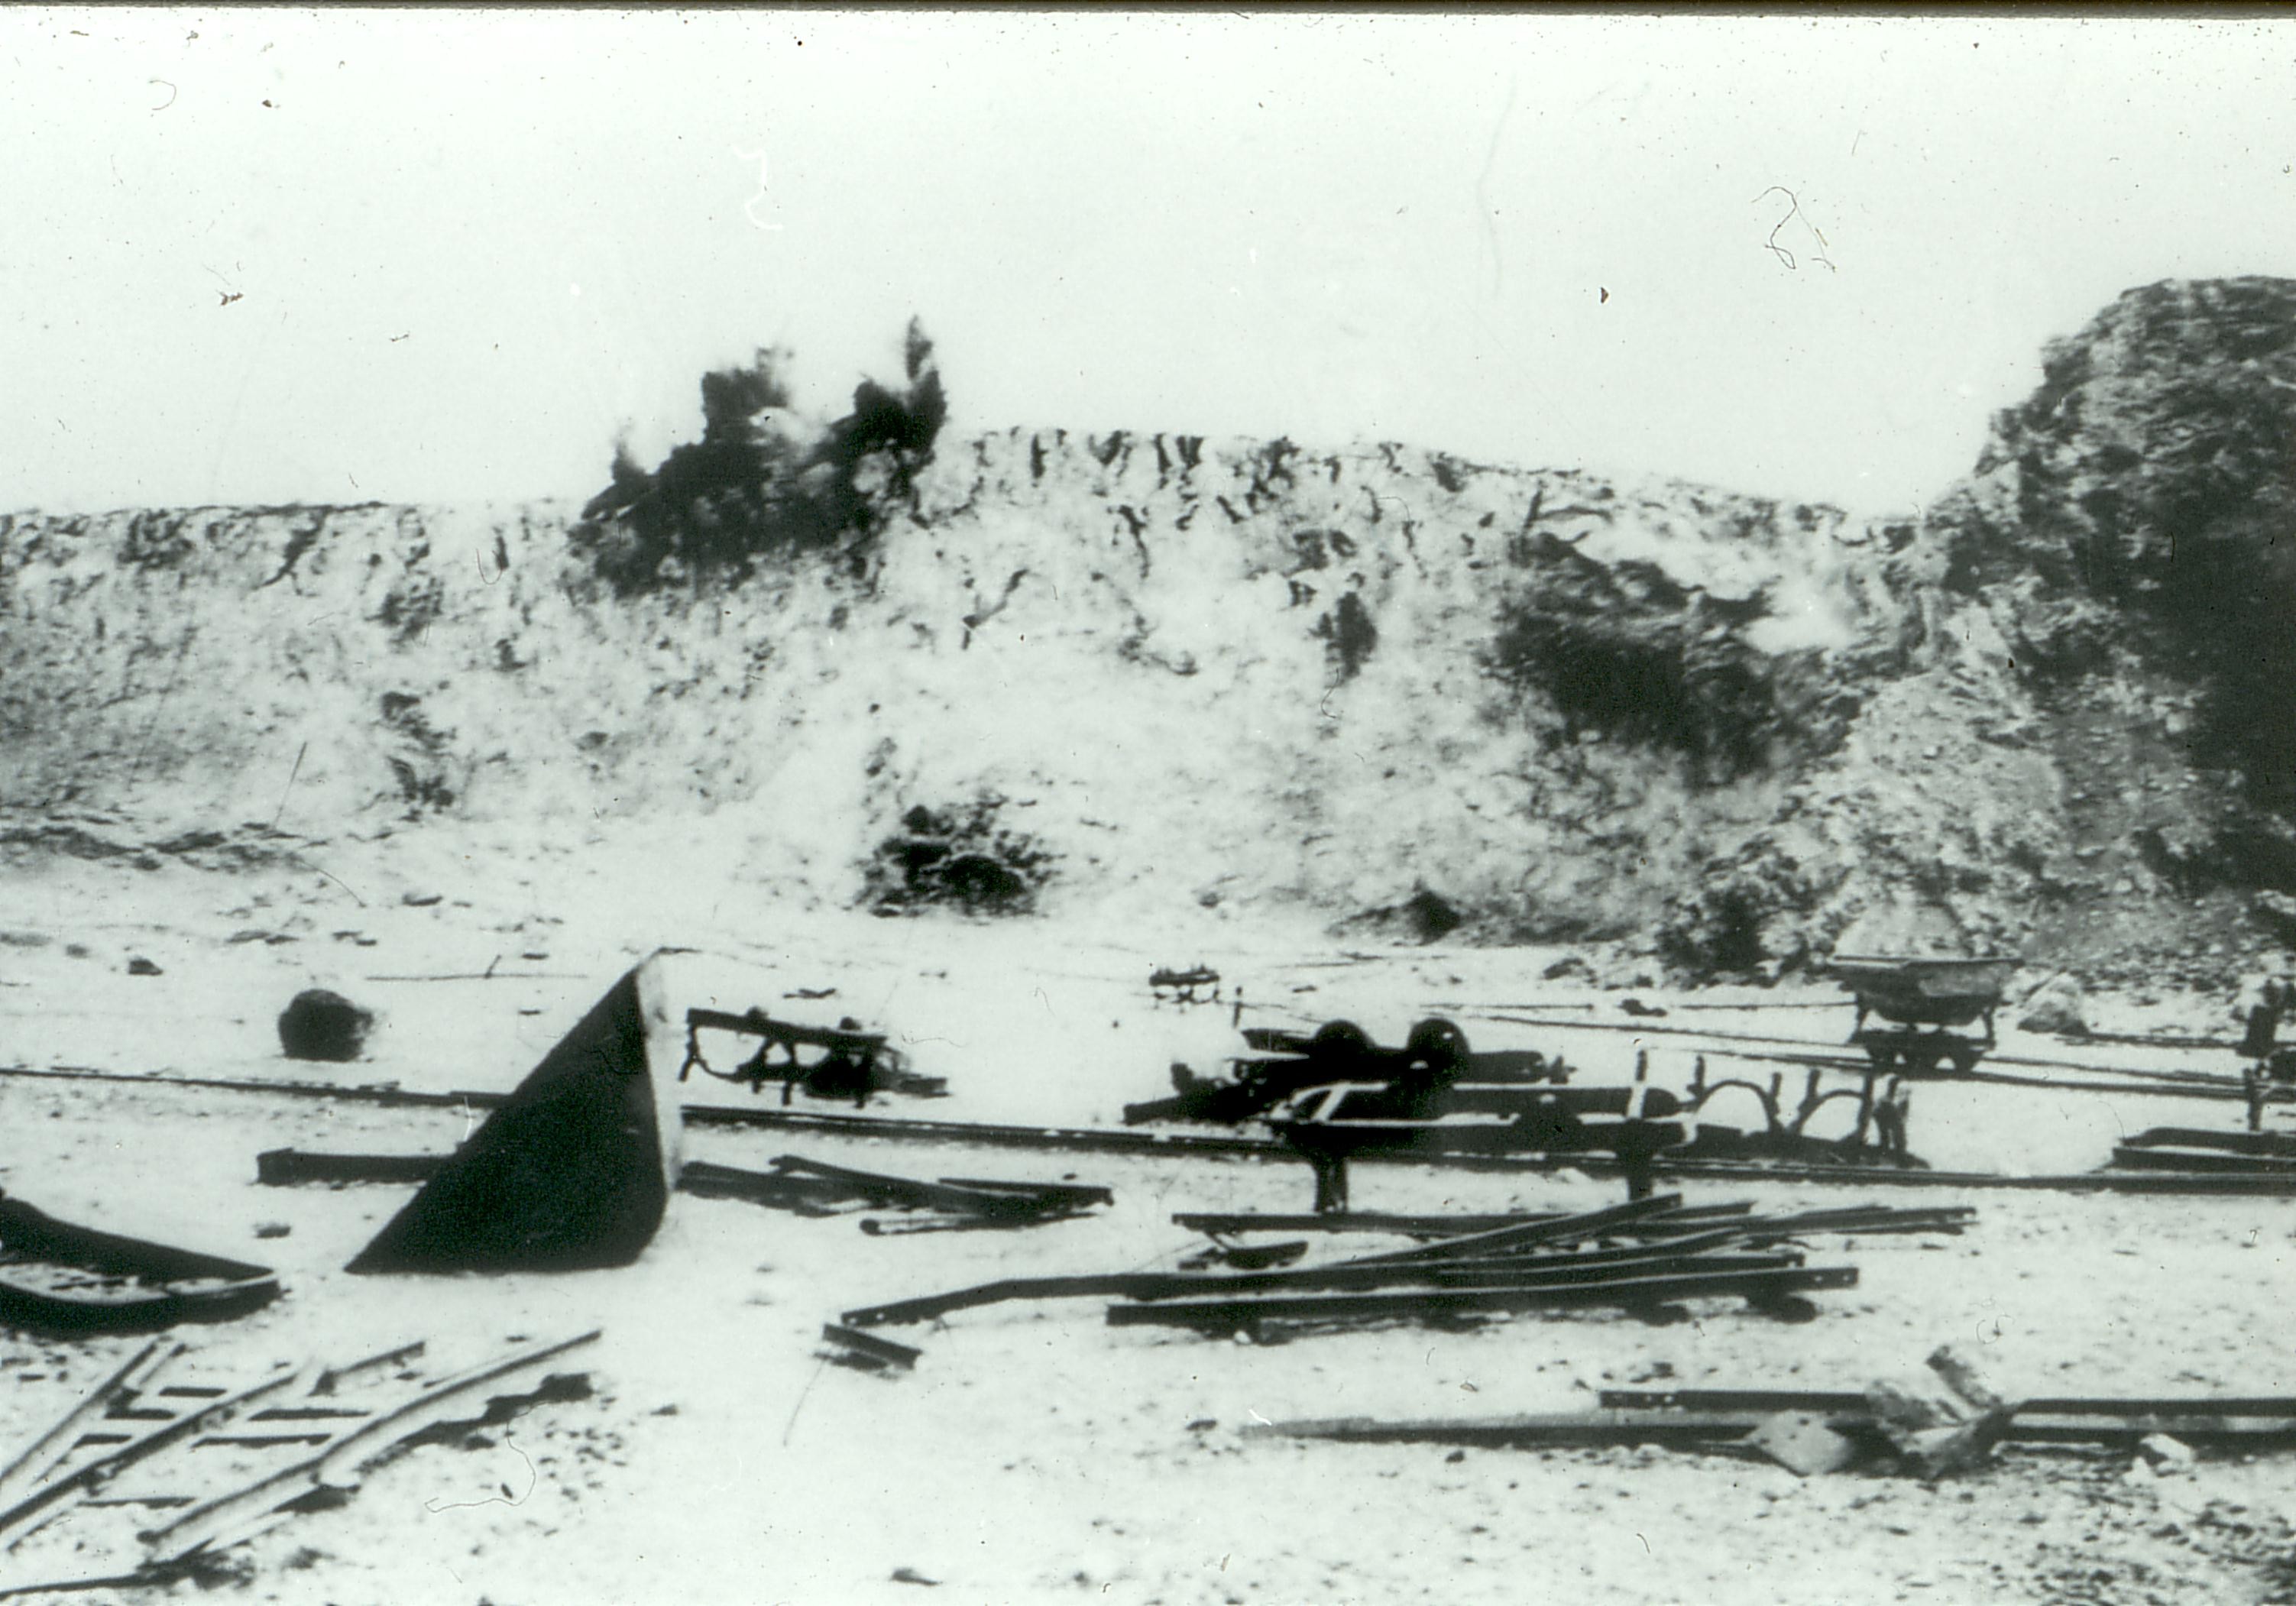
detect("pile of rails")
(2104, 1127), (2296, 1179)
(838, 1193), (1972, 1343)
(1257, 1343), (2296, 1480)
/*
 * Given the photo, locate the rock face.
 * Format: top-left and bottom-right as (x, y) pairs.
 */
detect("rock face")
(1924, 277), (2296, 979)
(2, 279), (2292, 984)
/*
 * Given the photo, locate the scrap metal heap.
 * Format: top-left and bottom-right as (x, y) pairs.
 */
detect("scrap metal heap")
(5, 941), (2296, 1595)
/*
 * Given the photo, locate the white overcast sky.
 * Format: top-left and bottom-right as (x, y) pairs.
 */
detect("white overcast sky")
(5, 8), (2292, 516)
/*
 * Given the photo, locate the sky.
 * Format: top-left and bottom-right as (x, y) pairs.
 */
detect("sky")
(5, 8), (2294, 516)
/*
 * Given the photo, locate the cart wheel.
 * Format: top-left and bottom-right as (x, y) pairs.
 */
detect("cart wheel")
(1307, 1019), (1374, 1072)
(1405, 1016), (1471, 1064)
(1947, 1047), (1980, 1077)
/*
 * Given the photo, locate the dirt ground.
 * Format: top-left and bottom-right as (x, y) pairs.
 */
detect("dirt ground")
(1, 837), (2293, 1606)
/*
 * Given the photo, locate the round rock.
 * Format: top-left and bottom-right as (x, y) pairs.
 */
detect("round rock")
(278, 988), (374, 1062)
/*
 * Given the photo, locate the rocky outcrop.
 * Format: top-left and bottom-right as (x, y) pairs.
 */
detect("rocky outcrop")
(1923, 277), (2296, 980)
(3, 279), (2292, 984)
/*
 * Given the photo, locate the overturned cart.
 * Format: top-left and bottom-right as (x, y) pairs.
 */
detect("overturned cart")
(1825, 954), (2019, 1079)
(678, 1007), (945, 1107)
(1128, 1018), (1575, 1128)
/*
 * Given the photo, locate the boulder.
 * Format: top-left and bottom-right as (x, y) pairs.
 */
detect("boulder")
(277, 989), (374, 1061)
(2016, 975), (2088, 1037)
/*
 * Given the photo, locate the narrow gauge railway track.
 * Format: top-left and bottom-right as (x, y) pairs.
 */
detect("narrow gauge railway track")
(1467, 1014), (2276, 1099)
(5, 1063), (2291, 1194)
(1469, 1009), (2259, 1087)
(1695, 1044), (2278, 1103)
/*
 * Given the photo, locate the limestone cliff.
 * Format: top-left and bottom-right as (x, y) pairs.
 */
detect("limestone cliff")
(5, 279), (2293, 984)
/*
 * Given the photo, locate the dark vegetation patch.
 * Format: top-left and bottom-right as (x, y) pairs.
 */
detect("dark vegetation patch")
(380, 691), (456, 812)
(1486, 563), (1795, 787)
(575, 319), (947, 595)
(2144, 508), (2296, 815)
(1401, 887), (1462, 942)
(1317, 591), (1379, 681)
(865, 798), (1055, 917)
(1339, 886), (1468, 945)
(1655, 848), (1818, 979)
(1656, 883), (1770, 976)
(375, 568), (445, 644)
(2132, 818), (2296, 899)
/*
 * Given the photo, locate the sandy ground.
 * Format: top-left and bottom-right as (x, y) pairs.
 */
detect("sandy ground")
(1, 840), (2294, 1606)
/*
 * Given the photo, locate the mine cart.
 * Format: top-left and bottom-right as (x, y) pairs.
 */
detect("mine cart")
(1148, 965), (1222, 1004)
(1824, 954), (2019, 1078)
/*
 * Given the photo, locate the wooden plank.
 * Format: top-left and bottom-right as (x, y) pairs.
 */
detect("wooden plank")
(820, 1325), (921, 1370)
(254, 1149), (447, 1187)
(1106, 1264), (1859, 1329)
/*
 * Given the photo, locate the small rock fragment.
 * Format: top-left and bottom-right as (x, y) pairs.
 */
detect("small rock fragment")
(1749, 1410), (1865, 1477)
(2137, 1433), (2194, 1472)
